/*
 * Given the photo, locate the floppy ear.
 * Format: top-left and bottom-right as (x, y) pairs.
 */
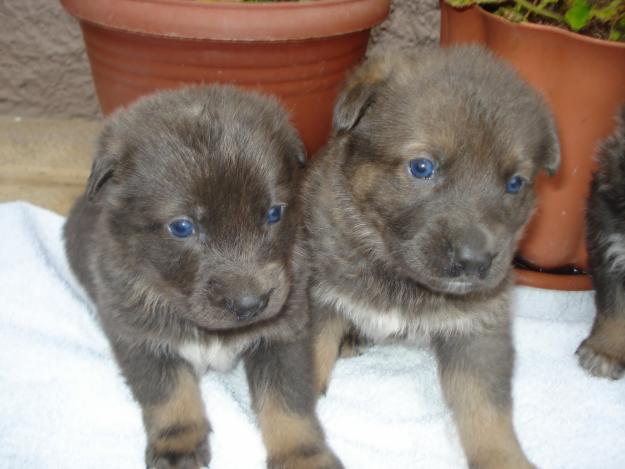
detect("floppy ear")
(332, 54), (394, 133)
(278, 120), (307, 167)
(542, 113), (560, 176)
(332, 81), (379, 133)
(86, 123), (124, 200)
(291, 137), (307, 167)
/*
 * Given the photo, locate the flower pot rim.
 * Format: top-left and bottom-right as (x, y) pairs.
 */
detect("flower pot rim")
(60, 0), (391, 41)
(449, 2), (625, 49)
(514, 267), (592, 291)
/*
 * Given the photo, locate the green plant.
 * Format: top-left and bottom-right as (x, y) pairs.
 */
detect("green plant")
(445, 0), (625, 41)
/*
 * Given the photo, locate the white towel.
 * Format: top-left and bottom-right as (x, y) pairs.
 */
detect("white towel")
(0, 201), (623, 469)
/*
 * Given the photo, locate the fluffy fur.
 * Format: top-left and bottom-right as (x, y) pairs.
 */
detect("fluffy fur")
(577, 106), (625, 380)
(302, 46), (560, 469)
(64, 86), (342, 469)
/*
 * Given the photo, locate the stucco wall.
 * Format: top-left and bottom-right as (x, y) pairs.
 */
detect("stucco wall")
(0, 0), (439, 118)
(0, 0), (100, 118)
(371, 0), (440, 50)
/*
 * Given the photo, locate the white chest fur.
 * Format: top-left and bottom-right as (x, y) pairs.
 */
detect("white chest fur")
(178, 339), (244, 375)
(328, 291), (411, 341)
(315, 286), (478, 342)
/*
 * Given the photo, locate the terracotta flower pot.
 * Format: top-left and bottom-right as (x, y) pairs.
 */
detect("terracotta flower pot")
(440, 1), (625, 290)
(60, 0), (390, 154)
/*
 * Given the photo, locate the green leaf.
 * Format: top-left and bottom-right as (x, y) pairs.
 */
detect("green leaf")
(609, 17), (625, 41)
(564, 0), (592, 31)
(495, 6), (526, 23)
(590, 0), (622, 22)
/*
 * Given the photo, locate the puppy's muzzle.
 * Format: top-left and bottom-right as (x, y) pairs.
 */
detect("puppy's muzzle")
(207, 265), (285, 321)
(224, 291), (272, 321)
(447, 244), (494, 280)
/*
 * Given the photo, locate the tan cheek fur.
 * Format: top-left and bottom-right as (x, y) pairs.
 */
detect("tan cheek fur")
(349, 163), (380, 202)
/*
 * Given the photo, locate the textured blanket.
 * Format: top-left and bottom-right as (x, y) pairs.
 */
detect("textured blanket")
(1, 202), (623, 469)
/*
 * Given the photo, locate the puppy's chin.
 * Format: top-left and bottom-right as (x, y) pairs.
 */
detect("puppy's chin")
(416, 275), (501, 296)
(191, 310), (282, 332)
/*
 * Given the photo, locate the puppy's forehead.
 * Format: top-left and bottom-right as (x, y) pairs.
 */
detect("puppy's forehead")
(132, 108), (288, 181)
(116, 85), (298, 184)
(140, 140), (281, 202)
(374, 78), (538, 173)
(115, 132), (291, 231)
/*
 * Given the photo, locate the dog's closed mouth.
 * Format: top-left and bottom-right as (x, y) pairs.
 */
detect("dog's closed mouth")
(420, 277), (485, 295)
(193, 308), (286, 334)
(443, 280), (474, 291)
(192, 294), (286, 332)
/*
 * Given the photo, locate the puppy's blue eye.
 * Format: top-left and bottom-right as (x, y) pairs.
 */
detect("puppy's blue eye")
(168, 219), (194, 238)
(506, 175), (525, 194)
(409, 158), (435, 179)
(267, 205), (285, 225)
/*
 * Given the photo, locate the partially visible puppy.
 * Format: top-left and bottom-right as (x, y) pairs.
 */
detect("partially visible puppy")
(64, 86), (342, 469)
(577, 106), (625, 380)
(303, 47), (560, 469)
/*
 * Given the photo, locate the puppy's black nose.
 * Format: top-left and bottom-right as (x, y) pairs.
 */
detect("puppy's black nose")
(231, 293), (270, 320)
(451, 245), (494, 279)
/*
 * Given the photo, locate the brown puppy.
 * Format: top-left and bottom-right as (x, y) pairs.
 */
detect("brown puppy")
(64, 86), (342, 469)
(577, 106), (625, 380)
(302, 47), (559, 469)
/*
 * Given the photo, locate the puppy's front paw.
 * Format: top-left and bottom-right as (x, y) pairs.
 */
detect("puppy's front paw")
(338, 330), (371, 359)
(576, 339), (625, 379)
(268, 446), (344, 469)
(471, 462), (537, 469)
(469, 453), (537, 469)
(146, 431), (210, 469)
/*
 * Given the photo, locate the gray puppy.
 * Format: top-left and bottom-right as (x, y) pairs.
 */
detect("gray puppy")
(302, 47), (559, 469)
(577, 106), (625, 380)
(64, 86), (342, 469)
